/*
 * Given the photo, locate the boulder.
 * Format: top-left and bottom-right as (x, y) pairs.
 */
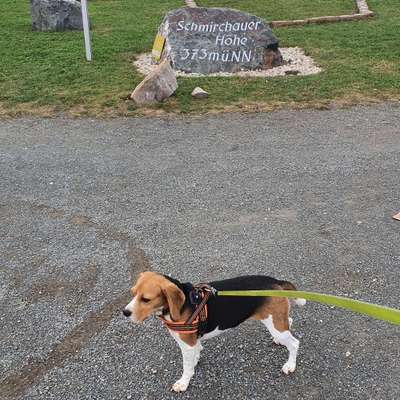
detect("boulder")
(30, 0), (85, 32)
(131, 59), (177, 105)
(158, 7), (283, 74)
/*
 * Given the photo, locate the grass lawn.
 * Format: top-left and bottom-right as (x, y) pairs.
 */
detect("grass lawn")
(0, 0), (399, 116)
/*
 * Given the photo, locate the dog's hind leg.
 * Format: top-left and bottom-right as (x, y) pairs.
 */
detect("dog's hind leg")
(254, 297), (299, 374)
(170, 332), (201, 392)
(261, 314), (299, 374)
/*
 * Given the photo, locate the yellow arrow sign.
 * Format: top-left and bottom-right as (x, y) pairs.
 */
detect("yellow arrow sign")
(152, 34), (166, 61)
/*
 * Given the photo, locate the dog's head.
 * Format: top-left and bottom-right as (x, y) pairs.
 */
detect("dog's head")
(122, 271), (185, 322)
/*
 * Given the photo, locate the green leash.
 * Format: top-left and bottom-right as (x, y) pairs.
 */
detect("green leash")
(217, 290), (400, 326)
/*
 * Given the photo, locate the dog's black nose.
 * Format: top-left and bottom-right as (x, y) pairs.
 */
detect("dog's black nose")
(122, 308), (132, 317)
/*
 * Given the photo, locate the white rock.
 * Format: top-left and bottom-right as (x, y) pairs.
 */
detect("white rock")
(191, 87), (209, 99)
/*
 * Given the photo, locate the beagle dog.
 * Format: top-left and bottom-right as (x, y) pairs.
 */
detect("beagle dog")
(123, 271), (305, 392)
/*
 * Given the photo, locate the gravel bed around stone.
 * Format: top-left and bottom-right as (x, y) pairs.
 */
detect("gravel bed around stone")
(134, 48), (322, 78)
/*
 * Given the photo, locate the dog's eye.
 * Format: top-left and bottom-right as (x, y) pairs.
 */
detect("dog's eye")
(142, 297), (151, 303)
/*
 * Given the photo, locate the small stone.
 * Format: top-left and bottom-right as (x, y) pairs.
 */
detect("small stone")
(131, 59), (177, 105)
(285, 70), (300, 75)
(191, 87), (209, 99)
(345, 351), (351, 357)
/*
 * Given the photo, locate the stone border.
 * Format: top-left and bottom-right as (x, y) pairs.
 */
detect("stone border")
(185, 0), (374, 27)
(271, 0), (373, 27)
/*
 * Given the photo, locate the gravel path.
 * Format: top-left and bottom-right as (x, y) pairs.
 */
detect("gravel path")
(0, 104), (399, 400)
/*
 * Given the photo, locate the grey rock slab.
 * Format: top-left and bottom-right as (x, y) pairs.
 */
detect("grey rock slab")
(131, 59), (177, 105)
(159, 7), (282, 74)
(30, 0), (85, 32)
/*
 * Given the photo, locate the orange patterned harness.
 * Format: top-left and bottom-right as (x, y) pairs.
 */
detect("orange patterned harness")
(159, 284), (215, 336)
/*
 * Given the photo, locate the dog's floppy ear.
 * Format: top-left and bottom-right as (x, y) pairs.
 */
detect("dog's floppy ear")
(162, 281), (185, 321)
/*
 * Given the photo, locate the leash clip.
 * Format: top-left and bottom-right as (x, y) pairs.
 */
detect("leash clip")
(208, 286), (217, 296)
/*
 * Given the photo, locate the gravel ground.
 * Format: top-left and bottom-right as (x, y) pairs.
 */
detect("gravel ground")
(134, 48), (321, 77)
(0, 104), (399, 400)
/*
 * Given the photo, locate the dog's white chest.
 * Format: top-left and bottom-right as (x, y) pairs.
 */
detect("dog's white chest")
(201, 327), (226, 341)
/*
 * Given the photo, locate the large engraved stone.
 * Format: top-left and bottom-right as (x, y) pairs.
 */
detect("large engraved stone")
(159, 7), (282, 74)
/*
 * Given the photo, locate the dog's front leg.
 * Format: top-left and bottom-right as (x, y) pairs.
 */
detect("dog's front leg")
(171, 334), (201, 392)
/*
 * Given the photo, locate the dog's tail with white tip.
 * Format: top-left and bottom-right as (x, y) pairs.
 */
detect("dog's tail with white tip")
(278, 280), (307, 306)
(292, 298), (307, 306)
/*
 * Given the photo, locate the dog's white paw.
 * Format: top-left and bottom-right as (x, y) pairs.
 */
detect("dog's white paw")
(171, 379), (189, 392)
(273, 337), (281, 345)
(281, 362), (296, 375)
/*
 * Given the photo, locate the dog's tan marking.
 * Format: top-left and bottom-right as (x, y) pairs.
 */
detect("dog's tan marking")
(126, 272), (186, 322)
(127, 272), (198, 346)
(251, 285), (290, 331)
